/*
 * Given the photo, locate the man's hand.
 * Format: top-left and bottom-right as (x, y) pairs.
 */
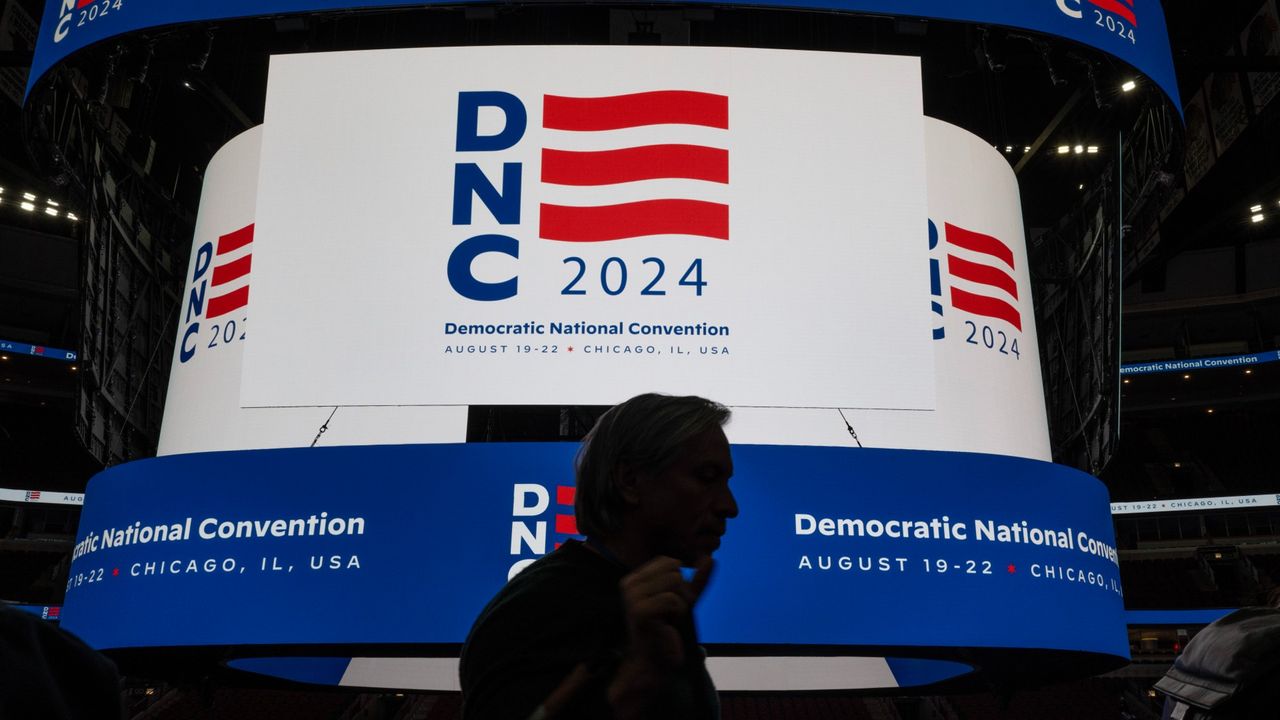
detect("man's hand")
(607, 555), (713, 717)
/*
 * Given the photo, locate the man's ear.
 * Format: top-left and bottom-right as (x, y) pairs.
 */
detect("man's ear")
(616, 464), (642, 506)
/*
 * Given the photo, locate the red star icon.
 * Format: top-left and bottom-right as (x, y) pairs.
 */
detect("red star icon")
(1006, 564), (1016, 574)
(112, 568), (119, 577)
(567, 346), (574, 352)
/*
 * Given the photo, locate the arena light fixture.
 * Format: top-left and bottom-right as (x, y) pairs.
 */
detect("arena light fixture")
(20, 201), (34, 212)
(1253, 214), (1265, 223)
(1057, 145), (1070, 154)
(1023, 145), (1031, 152)
(1086, 145), (1098, 153)
(1073, 144), (1084, 154)
(22, 192), (36, 201)
(44, 207), (58, 217)
(1005, 145), (1013, 153)
(1121, 80), (1137, 92)
(66, 212), (79, 221)
(46, 199), (58, 207)
(1251, 204), (1263, 212)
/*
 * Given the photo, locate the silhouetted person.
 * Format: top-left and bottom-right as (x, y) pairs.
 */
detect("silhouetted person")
(460, 394), (737, 720)
(0, 604), (123, 719)
(1155, 587), (1280, 719)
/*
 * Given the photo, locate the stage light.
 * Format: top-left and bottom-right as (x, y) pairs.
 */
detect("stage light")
(1073, 144), (1084, 154)
(1251, 204), (1263, 212)
(1078, 184), (1084, 190)
(1245, 369), (1253, 375)
(1253, 214), (1265, 223)
(1123, 378), (1130, 384)
(1024, 146), (1031, 152)
(1207, 408), (1215, 414)
(46, 199), (58, 207)
(20, 201), (34, 212)
(44, 207), (58, 217)
(1086, 146), (1098, 154)
(66, 212), (79, 221)
(1183, 374), (1191, 379)
(22, 192), (36, 201)
(1173, 462), (1181, 468)
(1005, 146), (1012, 153)
(1057, 145), (1070, 154)
(1122, 80), (1137, 92)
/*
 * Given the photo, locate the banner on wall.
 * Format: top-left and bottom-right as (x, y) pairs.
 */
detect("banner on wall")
(26, 0), (1181, 114)
(243, 46), (934, 411)
(1183, 90), (1216, 189)
(1242, 0), (1280, 114)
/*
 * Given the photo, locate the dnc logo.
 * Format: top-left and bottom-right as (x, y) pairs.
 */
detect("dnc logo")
(929, 219), (1024, 358)
(178, 224), (253, 363)
(1056, 0), (1138, 42)
(53, 0), (123, 43)
(449, 90), (729, 301)
(509, 482), (580, 579)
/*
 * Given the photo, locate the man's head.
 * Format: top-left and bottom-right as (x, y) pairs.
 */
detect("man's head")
(575, 394), (737, 565)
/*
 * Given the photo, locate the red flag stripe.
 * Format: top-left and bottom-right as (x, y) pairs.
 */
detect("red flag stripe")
(212, 254), (252, 287)
(542, 145), (728, 186)
(540, 200), (728, 242)
(947, 254), (1018, 300)
(951, 287), (1022, 331)
(1088, 0), (1137, 26)
(945, 223), (1015, 269)
(555, 514), (579, 535)
(207, 286), (249, 319)
(217, 224), (255, 255)
(544, 91), (728, 131)
(556, 486), (576, 506)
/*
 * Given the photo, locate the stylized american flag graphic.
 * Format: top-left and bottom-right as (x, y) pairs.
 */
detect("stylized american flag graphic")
(553, 485), (579, 549)
(25, 490), (40, 501)
(207, 224), (253, 319)
(1090, 0), (1136, 26)
(539, 90), (729, 242)
(944, 222), (1022, 331)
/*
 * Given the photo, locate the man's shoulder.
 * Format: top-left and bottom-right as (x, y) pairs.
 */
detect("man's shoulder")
(467, 541), (624, 637)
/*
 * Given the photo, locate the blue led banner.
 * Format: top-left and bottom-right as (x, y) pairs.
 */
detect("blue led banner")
(0, 338), (77, 362)
(60, 443), (1127, 663)
(1120, 350), (1280, 376)
(28, 0), (1179, 113)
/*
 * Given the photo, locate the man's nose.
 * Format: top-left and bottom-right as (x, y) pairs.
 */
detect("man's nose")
(717, 484), (739, 519)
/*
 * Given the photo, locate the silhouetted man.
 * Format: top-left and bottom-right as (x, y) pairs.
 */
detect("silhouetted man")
(460, 393), (737, 720)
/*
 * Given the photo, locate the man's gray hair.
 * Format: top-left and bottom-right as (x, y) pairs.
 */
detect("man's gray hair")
(574, 393), (730, 538)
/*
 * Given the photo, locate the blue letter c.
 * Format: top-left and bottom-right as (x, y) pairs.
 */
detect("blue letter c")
(447, 234), (519, 301)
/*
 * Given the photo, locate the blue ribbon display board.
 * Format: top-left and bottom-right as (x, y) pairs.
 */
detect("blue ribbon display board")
(29, 0), (1178, 112)
(61, 443), (1127, 671)
(1120, 350), (1280, 376)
